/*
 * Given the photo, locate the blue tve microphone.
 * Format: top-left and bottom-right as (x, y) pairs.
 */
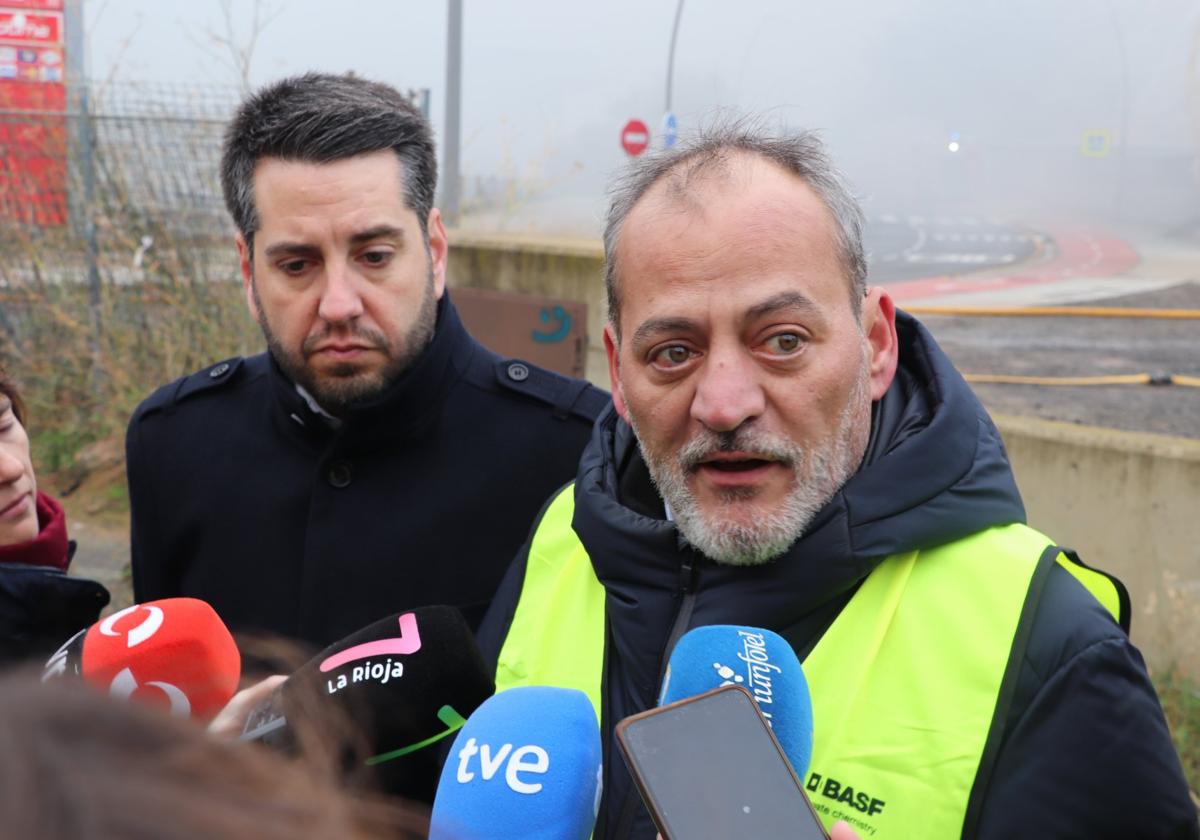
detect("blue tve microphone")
(429, 686), (603, 840)
(659, 624), (814, 778)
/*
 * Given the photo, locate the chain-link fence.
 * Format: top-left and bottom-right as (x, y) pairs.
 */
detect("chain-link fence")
(0, 80), (250, 475)
(84, 80), (240, 239)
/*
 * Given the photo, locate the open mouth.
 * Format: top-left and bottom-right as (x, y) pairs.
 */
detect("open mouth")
(701, 458), (775, 473)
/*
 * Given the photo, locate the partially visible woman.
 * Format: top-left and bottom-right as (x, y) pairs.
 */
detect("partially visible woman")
(0, 367), (109, 663)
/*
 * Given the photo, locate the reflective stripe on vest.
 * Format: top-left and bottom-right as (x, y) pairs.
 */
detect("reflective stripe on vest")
(495, 483), (1127, 838)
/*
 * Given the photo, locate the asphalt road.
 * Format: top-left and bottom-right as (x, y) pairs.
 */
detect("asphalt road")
(865, 213), (1040, 284)
(856, 211), (1198, 439)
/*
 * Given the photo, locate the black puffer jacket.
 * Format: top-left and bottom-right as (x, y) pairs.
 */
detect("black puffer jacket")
(480, 312), (1197, 839)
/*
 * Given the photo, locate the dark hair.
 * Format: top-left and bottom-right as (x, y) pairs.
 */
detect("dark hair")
(220, 72), (437, 256)
(0, 367), (25, 426)
(0, 670), (428, 839)
(603, 120), (867, 334)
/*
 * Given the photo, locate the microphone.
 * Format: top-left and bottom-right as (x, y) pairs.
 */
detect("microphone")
(41, 597), (240, 721)
(659, 624), (813, 778)
(241, 605), (494, 770)
(429, 686), (602, 840)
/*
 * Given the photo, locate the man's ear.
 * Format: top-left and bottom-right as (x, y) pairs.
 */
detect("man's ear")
(236, 233), (259, 322)
(603, 323), (630, 422)
(861, 287), (899, 401)
(426, 208), (449, 300)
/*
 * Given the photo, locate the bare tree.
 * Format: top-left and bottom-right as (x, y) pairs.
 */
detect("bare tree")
(188, 0), (285, 95)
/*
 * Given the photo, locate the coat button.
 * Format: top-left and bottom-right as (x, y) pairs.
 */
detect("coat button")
(507, 362), (530, 382)
(209, 362), (230, 378)
(328, 461), (352, 488)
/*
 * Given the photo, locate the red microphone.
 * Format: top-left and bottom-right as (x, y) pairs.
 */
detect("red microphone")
(42, 597), (241, 721)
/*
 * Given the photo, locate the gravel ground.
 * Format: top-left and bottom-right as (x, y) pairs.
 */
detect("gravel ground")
(919, 281), (1200, 439)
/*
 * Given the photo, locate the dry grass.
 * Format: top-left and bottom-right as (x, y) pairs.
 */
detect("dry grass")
(0, 218), (259, 486)
(1154, 667), (1200, 809)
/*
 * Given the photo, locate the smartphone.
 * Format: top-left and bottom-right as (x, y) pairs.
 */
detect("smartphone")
(616, 684), (829, 840)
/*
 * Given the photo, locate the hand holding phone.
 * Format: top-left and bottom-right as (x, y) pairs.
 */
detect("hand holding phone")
(616, 684), (829, 840)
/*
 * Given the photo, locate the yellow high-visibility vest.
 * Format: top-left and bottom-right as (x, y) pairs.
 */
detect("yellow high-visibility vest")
(496, 484), (1127, 838)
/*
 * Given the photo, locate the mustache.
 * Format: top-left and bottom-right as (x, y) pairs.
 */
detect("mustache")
(301, 325), (391, 358)
(678, 426), (800, 472)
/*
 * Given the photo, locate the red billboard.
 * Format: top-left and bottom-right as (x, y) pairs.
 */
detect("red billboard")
(0, 0), (63, 9)
(0, 3), (66, 225)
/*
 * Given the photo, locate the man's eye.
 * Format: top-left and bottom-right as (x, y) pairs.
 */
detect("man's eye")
(279, 259), (309, 275)
(764, 332), (803, 355)
(652, 345), (693, 367)
(361, 250), (391, 266)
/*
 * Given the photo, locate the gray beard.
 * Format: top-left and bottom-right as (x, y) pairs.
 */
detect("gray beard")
(630, 363), (871, 567)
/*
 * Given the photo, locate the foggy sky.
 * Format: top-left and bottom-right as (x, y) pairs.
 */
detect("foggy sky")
(85, 0), (1200, 233)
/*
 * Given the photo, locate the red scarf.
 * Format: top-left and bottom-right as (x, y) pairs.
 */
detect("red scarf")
(0, 492), (69, 571)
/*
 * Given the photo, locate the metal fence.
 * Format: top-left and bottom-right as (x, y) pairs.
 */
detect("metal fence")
(83, 80), (240, 237)
(0, 80), (240, 243)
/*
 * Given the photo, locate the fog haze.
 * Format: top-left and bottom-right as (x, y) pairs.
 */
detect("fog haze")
(86, 0), (1200, 235)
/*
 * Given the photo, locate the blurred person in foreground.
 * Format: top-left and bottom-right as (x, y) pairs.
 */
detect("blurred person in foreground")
(478, 124), (1197, 838)
(0, 368), (109, 664)
(126, 72), (605, 649)
(0, 668), (427, 839)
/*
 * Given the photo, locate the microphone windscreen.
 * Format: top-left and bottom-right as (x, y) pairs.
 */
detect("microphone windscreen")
(278, 605), (495, 764)
(659, 624), (813, 778)
(43, 597), (240, 721)
(429, 686), (602, 840)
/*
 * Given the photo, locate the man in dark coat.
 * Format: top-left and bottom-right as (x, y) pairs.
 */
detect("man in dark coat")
(126, 73), (606, 651)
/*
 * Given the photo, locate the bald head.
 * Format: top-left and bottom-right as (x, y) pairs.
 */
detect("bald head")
(603, 125), (867, 338)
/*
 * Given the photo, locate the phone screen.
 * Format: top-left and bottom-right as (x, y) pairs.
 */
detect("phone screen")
(617, 685), (828, 840)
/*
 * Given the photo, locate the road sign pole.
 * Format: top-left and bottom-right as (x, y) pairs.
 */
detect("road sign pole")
(665, 0), (685, 114)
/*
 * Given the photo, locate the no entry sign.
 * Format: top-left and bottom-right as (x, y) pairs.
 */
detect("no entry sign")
(620, 119), (650, 156)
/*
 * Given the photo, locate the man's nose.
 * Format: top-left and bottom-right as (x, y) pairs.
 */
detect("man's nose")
(690, 348), (766, 433)
(317, 262), (365, 325)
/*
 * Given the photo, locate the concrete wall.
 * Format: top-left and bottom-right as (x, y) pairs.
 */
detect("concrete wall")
(448, 232), (1200, 676)
(449, 232), (609, 384)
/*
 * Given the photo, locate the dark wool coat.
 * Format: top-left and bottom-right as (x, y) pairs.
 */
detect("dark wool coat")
(128, 295), (607, 648)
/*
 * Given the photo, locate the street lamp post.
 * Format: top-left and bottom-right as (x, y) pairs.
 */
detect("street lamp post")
(443, 0), (462, 225)
(665, 0), (685, 115)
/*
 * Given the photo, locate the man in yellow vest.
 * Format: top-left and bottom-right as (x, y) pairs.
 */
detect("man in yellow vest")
(477, 126), (1196, 838)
